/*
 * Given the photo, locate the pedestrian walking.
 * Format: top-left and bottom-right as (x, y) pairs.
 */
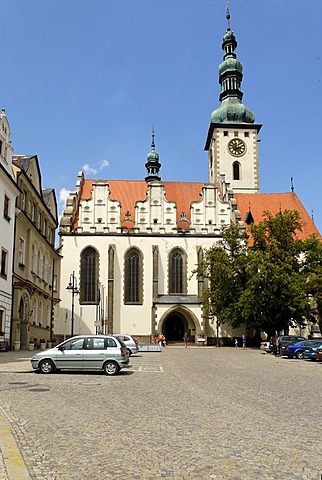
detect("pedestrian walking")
(234, 338), (238, 350)
(242, 335), (246, 349)
(183, 332), (189, 348)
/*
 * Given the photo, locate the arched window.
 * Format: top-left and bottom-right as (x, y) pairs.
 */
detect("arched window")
(124, 248), (143, 304)
(44, 255), (48, 283)
(37, 249), (41, 275)
(31, 245), (36, 273)
(42, 254), (45, 279)
(168, 248), (187, 294)
(80, 247), (98, 304)
(233, 161), (241, 180)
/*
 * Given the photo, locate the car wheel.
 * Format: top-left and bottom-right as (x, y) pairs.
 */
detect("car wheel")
(103, 361), (119, 376)
(295, 351), (304, 359)
(39, 359), (55, 374)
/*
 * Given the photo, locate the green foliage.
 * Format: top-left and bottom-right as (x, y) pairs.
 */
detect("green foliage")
(192, 223), (248, 325)
(301, 235), (322, 330)
(193, 210), (320, 338)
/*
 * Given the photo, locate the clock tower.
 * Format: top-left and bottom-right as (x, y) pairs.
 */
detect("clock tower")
(205, 4), (262, 194)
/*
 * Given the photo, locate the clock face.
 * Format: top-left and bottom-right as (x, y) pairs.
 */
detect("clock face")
(228, 138), (246, 157)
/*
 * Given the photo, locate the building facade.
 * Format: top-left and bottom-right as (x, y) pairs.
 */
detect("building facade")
(11, 155), (61, 349)
(0, 109), (20, 349)
(56, 10), (320, 344)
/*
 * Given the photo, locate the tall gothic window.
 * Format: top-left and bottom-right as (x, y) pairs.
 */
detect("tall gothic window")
(124, 248), (143, 304)
(80, 247), (98, 304)
(233, 161), (241, 180)
(169, 248), (187, 295)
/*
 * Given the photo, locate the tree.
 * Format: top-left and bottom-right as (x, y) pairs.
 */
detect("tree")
(301, 235), (322, 332)
(192, 223), (248, 327)
(236, 210), (310, 338)
(194, 210), (314, 340)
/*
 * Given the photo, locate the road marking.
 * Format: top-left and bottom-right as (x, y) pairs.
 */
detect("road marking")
(0, 415), (31, 479)
(138, 366), (163, 372)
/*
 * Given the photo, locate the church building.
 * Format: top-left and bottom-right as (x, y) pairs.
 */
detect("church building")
(56, 8), (320, 345)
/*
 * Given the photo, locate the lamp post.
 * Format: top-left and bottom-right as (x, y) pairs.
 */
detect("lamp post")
(66, 271), (79, 337)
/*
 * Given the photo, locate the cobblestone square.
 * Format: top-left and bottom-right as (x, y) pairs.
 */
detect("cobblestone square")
(0, 347), (322, 479)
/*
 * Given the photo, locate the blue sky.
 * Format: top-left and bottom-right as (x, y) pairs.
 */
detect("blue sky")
(2, 0), (322, 233)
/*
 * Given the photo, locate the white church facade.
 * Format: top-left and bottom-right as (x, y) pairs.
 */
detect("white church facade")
(56, 9), (320, 345)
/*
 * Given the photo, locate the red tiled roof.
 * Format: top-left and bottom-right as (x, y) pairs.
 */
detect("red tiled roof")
(77, 180), (320, 240)
(235, 192), (321, 240)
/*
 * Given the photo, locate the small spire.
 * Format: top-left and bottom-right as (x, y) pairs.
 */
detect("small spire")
(145, 127), (161, 182)
(291, 177), (294, 193)
(311, 210), (314, 223)
(245, 203), (254, 225)
(226, 1), (231, 30)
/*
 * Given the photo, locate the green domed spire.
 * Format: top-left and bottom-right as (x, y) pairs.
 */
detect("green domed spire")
(210, 2), (255, 124)
(145, 129), (161, 182)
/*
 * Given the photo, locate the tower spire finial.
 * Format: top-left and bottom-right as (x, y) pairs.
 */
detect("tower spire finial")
(226, 1), (231, 30)
(145, 126), (161, 182)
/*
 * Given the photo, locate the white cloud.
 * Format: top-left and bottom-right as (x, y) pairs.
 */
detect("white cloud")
(82, 163), (98, 175)
(99, 159), (109, 170)
(80, 159), (109, 176)
(58, 188), (71, 219)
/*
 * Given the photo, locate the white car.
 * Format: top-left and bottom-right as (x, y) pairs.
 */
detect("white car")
(113, 334), (139, 355)
(260, 340), (271, 353)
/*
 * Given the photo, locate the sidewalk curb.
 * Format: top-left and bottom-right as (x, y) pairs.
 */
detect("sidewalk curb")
(0, 415), (31, 479)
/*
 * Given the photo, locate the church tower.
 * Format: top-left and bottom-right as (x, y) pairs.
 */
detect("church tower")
(205, 3), (262, 193)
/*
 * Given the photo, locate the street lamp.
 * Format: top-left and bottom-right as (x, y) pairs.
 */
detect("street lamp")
(66, 271), (79, 337)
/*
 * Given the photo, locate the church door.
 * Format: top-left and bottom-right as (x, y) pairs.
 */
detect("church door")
(163, 313), (188, 342)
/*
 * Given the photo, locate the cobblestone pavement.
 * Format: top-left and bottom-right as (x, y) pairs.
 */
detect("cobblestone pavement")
(0, 347), (322, 480)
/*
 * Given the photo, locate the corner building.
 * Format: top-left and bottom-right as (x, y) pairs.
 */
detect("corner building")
(11, 155), (61, 349)
(0, 109), (20, 349)
(57, 11), (320, 344)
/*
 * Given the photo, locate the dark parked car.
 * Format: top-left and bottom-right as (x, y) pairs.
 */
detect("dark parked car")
(274, 335), (306, 356)
(283, 339), (322, 359)
(303, 341), (322, 361)
(316, 347), (322, 361)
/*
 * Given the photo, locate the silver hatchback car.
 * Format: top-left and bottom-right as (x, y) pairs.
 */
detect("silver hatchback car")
(113, 334), (139, 355)
(31, 335), (130, 375)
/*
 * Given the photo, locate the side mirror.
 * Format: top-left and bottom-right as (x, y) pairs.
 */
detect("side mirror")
(58, 346), (65, 351)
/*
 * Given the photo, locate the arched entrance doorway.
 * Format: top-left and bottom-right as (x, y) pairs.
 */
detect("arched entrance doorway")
(163, 312), (188, 342)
